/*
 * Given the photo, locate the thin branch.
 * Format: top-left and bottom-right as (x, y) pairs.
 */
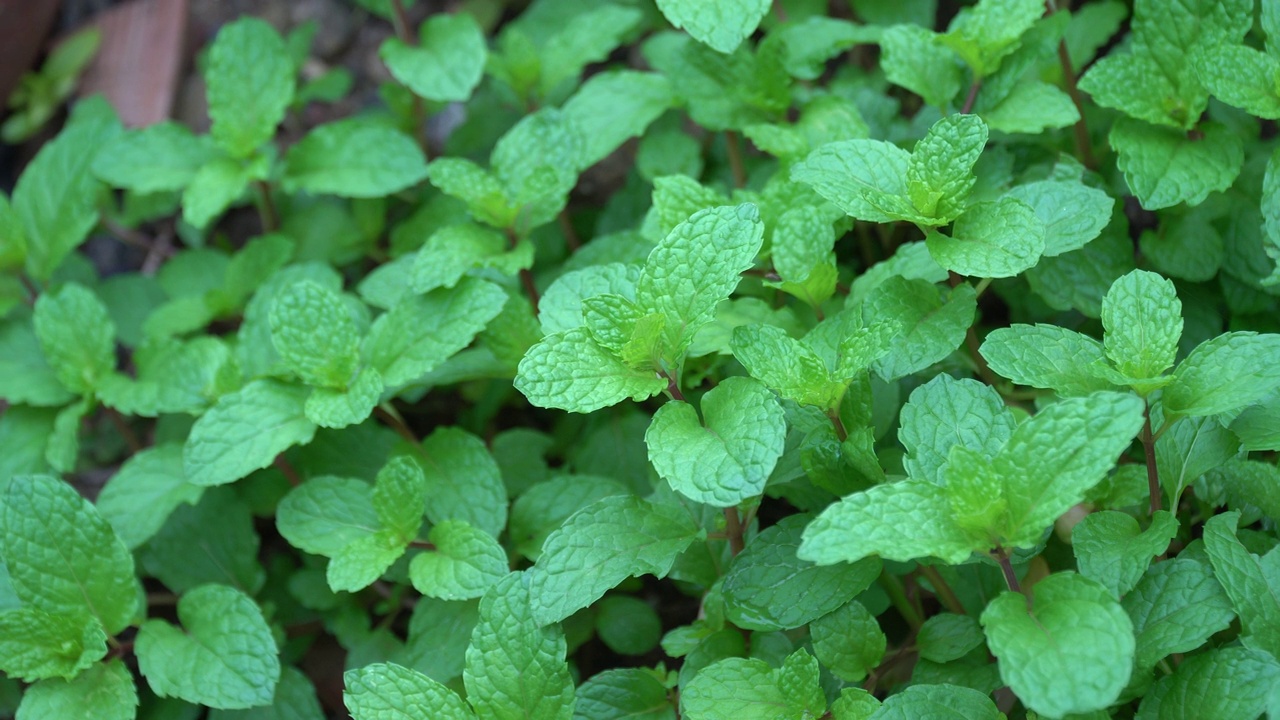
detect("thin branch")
(1044, 0), (1098, 169)
(1142, 400), (1162, 514)
(960, 80), (982, 114)
(723, 507), (745, 557)
(917, 564), (967, 616)
(724, 130), (747, 188)
(992, 547), (1022, 594)
(375, 404), (419, 445)
(558, 209), (581, 252)
(255, 180), (278, 233)
(274, 454), (302, 487)
(827, 409), (848, 442)
(103, 407), (142, 454)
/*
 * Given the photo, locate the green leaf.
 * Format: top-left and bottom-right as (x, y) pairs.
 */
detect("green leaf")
(1, 475), (136, 635)
(1136, 646), (1280, 720)
(906, 114), (987, 222)
(46, 398), (88, 473)
(491, 109), (580, 233)
(211, 666), (325, 720)
(33, 282), (116, 394)
(563, 71), (674, 170)
(277, 476), (379, 555)
(1079, 49), (1200, 130)
(305, 366), (383, 429)
(365, 277), (507, 387)
(940, 0), (1043, 77)
(379, 13), (487, 102)
(15, 659), (137, 720)
(1203, 511), (1280, 659)
(811, 600), (885, 682)
(425, 158), (512, 229)
(282, 120), (428, 198)
(636, 204), (765, 358)
(898, 374), (1016, 486)
(92, 122), (221, 192)
(1156, 414), (1240, 508)
(730, 324), (837, 410)
(574, 668), (674, 720)
(270, 281), (360, 389)
(925, 198), (1045, 278)
(1101, 269), (1182, 381)
(880, 24), (965, 109)
(409, 520), (508, 601)
(1004, 180), (1115, 257)
(182, 155), (253, 229)
(344, 662), (473, 720)
(509, 474), (629, 561)
(655, 0), (770, 54)
(1123, 558), (1235, 670)
(791, 140), (913, 224)
(681, 651), (825, 719)
(516, 327), (667, 413)
(142, 488), (265, 594)
(861, 278), (977, 380)
(1110, 118), (1243, 210)
(868, 684), (1000, 720)
(205, 17), (294, 156)
(539, 264), (641, 335)
(1163, 332), (1280, 417)
(416, 427), (507, 538)
(1191, 43), (1280, 119)
(0, 317), (74, 406)
(1230, 398), (1280, 452)
(465, 573), (575, 720)
(981, 572), (1134, 718)
(646, 377), (785, 507)
(979, 81), (1081, 134)
(136, 584), (281, 709)
(980, 324), (1118, 396)
(183, 379), (317, 487)
(528, 495), (702, 624)
(397, 598), (478, 686)
(917, 613), (985, 664)
(0, 608), (105, 681)
(722, 516), (880, 631)
(596, 595), (662, 656)
(1073, 510), (1178, 598)
(411, 223), (529, 294)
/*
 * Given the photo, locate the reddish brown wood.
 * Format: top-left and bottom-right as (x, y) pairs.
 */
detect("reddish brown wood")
(76, 0), (189, 127)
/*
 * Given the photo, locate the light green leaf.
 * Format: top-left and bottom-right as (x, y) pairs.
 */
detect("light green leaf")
(898, 374), (1016, 486)
(372, 455), (428, 541)
(1101, 269), (1182, 381)
(651, 175), (727, 239)
(538, 263), (641, 335)
(1, 475), (136, 635)
(277, 476), (379, 557)
(1123, 558), (1235, 669)
(925, 197), (1045, 278)
(270, 281), (360, 389)
(1110, 118), (1243, 210)
(811, 601), (885, 682)
(979, 80), (1081, 134)
(211, 666), (325, 720)
(0, 318), (74, 406)
(1004, 180), (1114, 257)
(46, 398), (88, 473)
(344, 662), (473, 720)
(365, 277), (507, 387)
(1163, 332), (1280, 417)
(981, 572), (1134, 718)
(379, 13), (486, 102)
(304, 366), (383, 429)
(182, 156), (252, 229)
(282, 120), (428, 198)
(868, 684), (1000, 720)
(327, 532), (410, 595)
(1230, 399), (1280, 452)
(1203, 511), (1280, 659)
(0, 608), (105, 681)
(33, 282), (116, 394)
(465, 573), (575, 720)
(416, 427), (507, 538)
(528, 495), (702, 624)
(516, 328), (667, 413)
(682, 651), (825, 720)
(410, 520), (508, 601)
(509, 474), (629, 561)
(723, 516), (880, 631)
(1192, 43), (1280, 119)
(425, 158), (512, 229)
(1136, 646), (1280, 720)
(862, 278), (977, 380)
(1079, 49), (1198, 130)
(646, 377), (785, 507)
(1073, 510), (1178, 598)
(15, 659), (137, 720)
(574, 668), (674, 720)
(655, 0), (770, 54)
(537, 6), (644, 97)
(183, 379), (317, 487)
(731, 324), (837, 410)
(917, 613), (985, 664)
(880, 24), (965, 109)
(410, 223), (528, 294)
(906, 114), (987, 222)
(205, 17), (294, 156)
(940, 0), (1043, 77)
(980, 324), (1118, 396)
(136, 584), (281, 709)
(791, 140), (912, 224)
(491, 109), (580, 233)
(563, 71), (674, 170)
(92, 122), (221, 192)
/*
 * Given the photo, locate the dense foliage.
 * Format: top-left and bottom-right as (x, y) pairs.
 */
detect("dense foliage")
(2, 0), (1280, 717)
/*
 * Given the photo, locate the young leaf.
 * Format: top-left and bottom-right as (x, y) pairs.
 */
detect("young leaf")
(655, 0), (770, 54)
(1073, 510), (1179, 598)
(269, 280), (360, 389)
(905, 114), (987, 222)
(1004, 180), (1115, 256)
(939, 0), (1043, 77)
(409, 520), (508, 601)
(183, 379), (317, 487)
(980, 324), (1119, 396)
(491, 109), (580, 233)
(509, 474), (629, 561)
(981, 572), (1134, 718)
(646, 377), (786, 507)
(897, 374), (1017, 486)
(515, 327), (667, 413)
(681, 653), (824, 720)
(345, 662), (473, 720)
(33, 282), (116, 394)
(1101, 269), (1182, 381)
(16, 660), (137, 720)
(810, 601), (886, 682)
(0, 475), (136, 635)
(1162, 332), (1280, 417)
(1135, 646), (1280, 720)
(0, 318), (74, 407)
(924, 197), (1045, 278)
(465, 573), (575, 720)
(880, 25), (965, 109)
(791, 140), (913, 224)
(1155, 415), (1240, 508)
(182, 156), (254, 229)
(562, 70), (674, 170)
(379, 13), (487, 102)
(410, 223), (529, 294)
(0, 608), (105, 682)
(282, 120), (429, 198)
(527, 495), (702, 624)
(1123, 558), (1235, 670)
(136, 584), (281, 709)
(205, 17), (294, 157)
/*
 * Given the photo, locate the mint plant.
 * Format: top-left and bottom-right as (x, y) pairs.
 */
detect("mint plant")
(2, 0), (1280, 718)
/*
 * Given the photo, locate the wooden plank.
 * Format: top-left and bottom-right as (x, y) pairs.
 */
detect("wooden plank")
(76, 0), (189, 127)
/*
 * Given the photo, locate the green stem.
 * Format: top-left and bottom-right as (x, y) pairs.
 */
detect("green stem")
(960, 80), (982, 114)
(723, 507), (745, 557)
(725, 130), (747, 188)
(827, 409), (848, 442)
(879, 570), (923, 631)
(255, 180), (278, 232)
(992, 546), (1022, 594)
(1142, 400), (1163, 515)
(917, 564), (967, 616)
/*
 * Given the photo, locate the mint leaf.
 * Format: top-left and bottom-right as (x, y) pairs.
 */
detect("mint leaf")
(979, 81), (1081, 134)
(465, 573), (574, 720)
(142, 488), (265, 594)
(0, 608), (105, 681)
(722, 516), (880, 631)
(655, 0), (770, 54)
(15, 660), (137, 720)
(365, 277), (506, 387)
(681, 654), (825, 719)
(869, 684), (1000, 720)
(791, 140), (913, 224)
(528, 495), (702, 624)
(136, 584), (281, 709)
(424, 158), (511, 229)
(917, 613), (985, 664)
(409, 520), (508, 601)
(1, 475), (136, 635)
(1203, 511), (1280, 659)
(862, 278), (977, 380)
(1231, 399), (1280, 452)
(730, 324), (839, 410)
(574, 669), (673, 720)
(183, 379), (317, 487)
(980, 324), (1118, 396)
(205, 17), (294, 157)
(880, 25), (965, 109)
(0, 318), (74, 406)
(906, 114), (987, 222)
(646, 377), (786, 507)
(1163, 332), (1280, 417)
(211, 666), (324, 720)
(925, 198), (1045, 278)
(538, 264), (641, 335)
(379, 13), (486, 102)
(410, 224), (530, 295)
(562, 70), (674, 170)
(1101, 269), (1182, 382)
(92, 122), (220, 192)
(940, 0), (1043, 77)
(305, 366), (383, 429)
(1073, 510), (1179, 598)
(490, 109), (579, 234)
(33, 282), (116, 394)
(1156, 415), (1240, 508)
(269, 280), (360, 389)
(1004, 180), (1115, 256)
(182, 155), (255, 229)
(1110, 118), (1243, 210)
(981, 572), (1134, 718)
(1123, 558), (1235, 670)
(282, 121), (428, 198)
(1192, 44), (1280, 119)
(417, 427), (507, 538)
(509, 474), (628, 561)
(516, 327), (667, 413)
(898, 374), (1016, 486)
(810, 601), (885, 682)
(1136, 646), (1280, 720)
(344, 662), (473, 720)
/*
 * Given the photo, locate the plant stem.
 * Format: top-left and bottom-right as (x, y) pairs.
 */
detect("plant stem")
(960, 80), (982, 114)
(505, 227), (541, 313)
(992, 546), (1022, 594)
(917, 564), (967, 616)
(1142, 400), (1162, 514)
(879, 570), (923, 631)
(1044, 0), (1098, 169)
(389, 0), (413, 43)
(374, 404), (419, 445)
(723, 507), (745, 556)
(255, 180), (278, 233)
(724, 130), (747, 188)
(665, 372), (686, 402)
(103, 407), (142, 453)
(558, 209), (581, 252)
(827, 409), (848, 442)
(274, 454), (302, 487)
